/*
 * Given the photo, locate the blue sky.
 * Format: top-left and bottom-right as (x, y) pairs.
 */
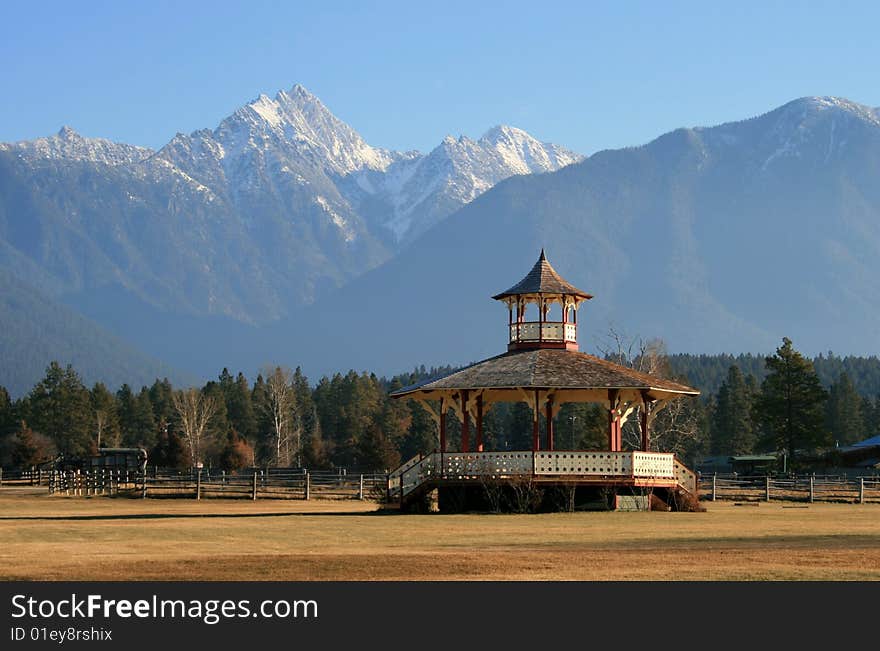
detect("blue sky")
(2, 1), (878, 155)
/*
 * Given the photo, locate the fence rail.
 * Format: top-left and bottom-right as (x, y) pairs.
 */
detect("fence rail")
(39, 467), (385, 501)
(700, 474), (880, 504)
(0, 467), (55, 486)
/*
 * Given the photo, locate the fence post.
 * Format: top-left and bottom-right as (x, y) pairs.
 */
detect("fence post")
(252, 472), (258, 501)
(142, 471), (147, 499)
(765, 476), (771, 502)
(38, 468), (42, 487)
(196, 469), (202, 501)
(304, 471), (310, 500)
(0, 467), (3, 486)
(809, 475), (814, 503)
(859, 477), (865, 504)
(712, 473), (717, 502)
(358, 474), (364, 500)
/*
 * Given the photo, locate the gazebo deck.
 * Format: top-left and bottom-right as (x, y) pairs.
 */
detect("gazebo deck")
(388, 449), (697, 510)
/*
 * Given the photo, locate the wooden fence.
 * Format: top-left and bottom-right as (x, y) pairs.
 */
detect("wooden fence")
(0, 467), (52, 486)
(699, 474), (880, 504)
(44, 467), (386, 501)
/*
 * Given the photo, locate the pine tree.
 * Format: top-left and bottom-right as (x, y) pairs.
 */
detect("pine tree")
(711, 366), (757, 455)
(755, 338), (828, 464)
(225, 372), (257, 444)
(826, 372), (863, 446)
(505, 402), (534, 450)
(27, 362), (92, 457)
(399, 400), (437, 458)
(118, 387), (157, 449)
(151, 425), (188, 469)
(292, 367), (326, 467)
(148, 379), (175, 431)
(357, 421), (401, 471)
(862, 395), (880, 439)
(0, 386), (14, 439)
(202, 380), (230, 444)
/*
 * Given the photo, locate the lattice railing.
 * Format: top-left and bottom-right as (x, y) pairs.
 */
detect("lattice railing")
(632, 452), (675, 479)
(389, 450), (695, 500)
(508, 321), (575, 343)
(442, 452), (533, 479)
(533, 451), (633, 475)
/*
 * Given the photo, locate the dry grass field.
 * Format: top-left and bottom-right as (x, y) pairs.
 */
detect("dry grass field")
(1, 487), (879, 580)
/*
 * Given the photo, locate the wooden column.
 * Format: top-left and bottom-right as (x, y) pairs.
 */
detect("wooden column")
(508, 303), (513, 344)
(461, 390), (470, 453)
(546, 395), (554, 451)
(516, 300), (522, 343)
(476, 394), (484, 452)
(640, 390), (650, 452)
(607, 389), (619, 452)
(538, 299), (544, 343)
(439, 397), (447, 452)
(532, 389), (540, 451)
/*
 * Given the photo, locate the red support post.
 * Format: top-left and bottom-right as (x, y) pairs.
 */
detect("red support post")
(532, 390), (540, 451)
(476, 394), (484, 452)
(608, 389), (619, 452)
(461, 390), (470, 453)
(439, 397), (447, 453)
(640, 390), (650, 452)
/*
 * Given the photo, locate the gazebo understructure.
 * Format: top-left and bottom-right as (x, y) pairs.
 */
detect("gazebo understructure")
(388, 251), (700, 512)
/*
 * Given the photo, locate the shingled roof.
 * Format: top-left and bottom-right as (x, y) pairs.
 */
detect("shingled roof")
(492, 249), (593, 301)
(391, 348), (699, 396)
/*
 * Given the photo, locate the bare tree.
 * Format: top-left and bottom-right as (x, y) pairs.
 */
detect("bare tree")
(264, 366), (301, 467)
(599, 326), (702, 455)
(172, 388), (218, 467)
(94, 409), (107, 449)
(596, 325), (670, 376)
(644, 396), (702, 457)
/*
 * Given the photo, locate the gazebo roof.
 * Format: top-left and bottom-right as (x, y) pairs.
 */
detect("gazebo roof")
(492, 249), (593, 301)
(391, 348), (699, 398)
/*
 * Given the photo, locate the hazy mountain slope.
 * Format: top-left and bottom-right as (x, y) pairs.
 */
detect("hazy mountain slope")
(0, 270), (191, 397)
(0, 85), (578, 330)
(264, 97), (880, 378)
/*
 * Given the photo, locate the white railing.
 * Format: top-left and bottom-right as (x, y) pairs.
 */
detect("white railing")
(509, 321), (576, 343)
(673, 457), (697, 494)
(443, 452), (534, 479)
(533, 451), (633, 475)
(388, 454), (422, 482)
(392, 450), (691, 499)
(632, 452), (675, 479)
(398, 454), (438, 497)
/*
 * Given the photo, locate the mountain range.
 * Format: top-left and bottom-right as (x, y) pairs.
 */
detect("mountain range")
(2, 89), (880, 395)
(0, 84), (580, 394)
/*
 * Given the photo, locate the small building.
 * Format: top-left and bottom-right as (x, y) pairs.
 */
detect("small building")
(835, 435), (880, 473)
(388, 250), (701, 511)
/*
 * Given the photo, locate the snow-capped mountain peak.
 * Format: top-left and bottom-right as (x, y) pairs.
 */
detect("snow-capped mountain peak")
(0, 126), (153, 166)
(346, 123), (583, 243)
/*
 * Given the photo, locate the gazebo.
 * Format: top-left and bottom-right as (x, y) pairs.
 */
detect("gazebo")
(388, 250), (700, 511)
